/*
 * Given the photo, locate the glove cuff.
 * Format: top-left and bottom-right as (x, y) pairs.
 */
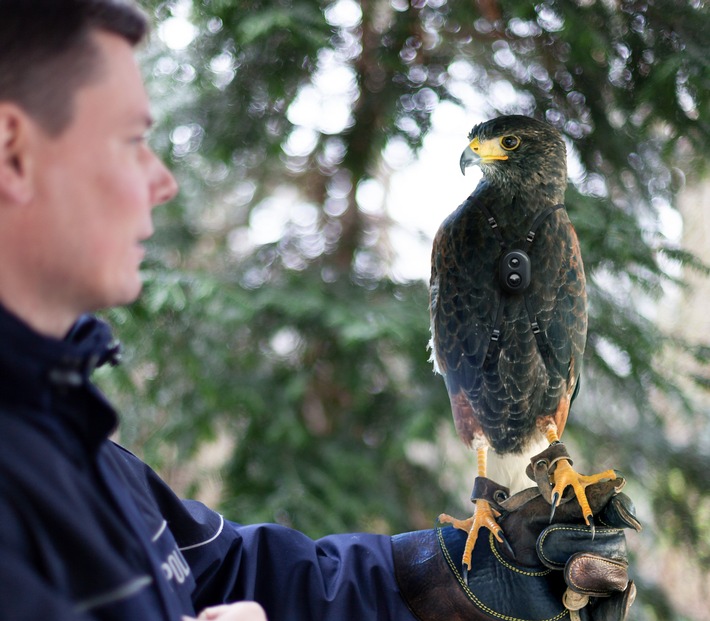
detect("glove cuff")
(392, 526), (569, 621)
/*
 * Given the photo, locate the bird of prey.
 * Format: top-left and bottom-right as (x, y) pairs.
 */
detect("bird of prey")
(429, 115), (615, 570)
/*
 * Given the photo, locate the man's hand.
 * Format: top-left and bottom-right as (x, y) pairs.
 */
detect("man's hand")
(392, 478), (640, 621)
(183, 602), (268, 621)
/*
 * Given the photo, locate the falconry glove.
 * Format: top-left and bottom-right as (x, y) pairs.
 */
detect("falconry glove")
(392, 478), (640, 621)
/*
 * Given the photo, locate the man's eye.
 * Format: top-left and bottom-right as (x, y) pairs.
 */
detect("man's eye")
(500, 135), (520, 150)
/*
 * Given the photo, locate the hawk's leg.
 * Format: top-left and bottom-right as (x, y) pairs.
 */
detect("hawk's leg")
(539, 421), (616, 527)
(438, 446), (508, 570)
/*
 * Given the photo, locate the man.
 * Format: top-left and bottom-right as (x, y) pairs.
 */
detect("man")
(0, 1), (637, 620)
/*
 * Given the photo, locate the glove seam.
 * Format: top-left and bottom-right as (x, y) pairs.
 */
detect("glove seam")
(488, 533), (553, 577)
(437, 528), (567, 621)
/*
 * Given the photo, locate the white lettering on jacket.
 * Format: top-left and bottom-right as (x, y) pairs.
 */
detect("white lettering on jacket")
(161, 546), (191, 585)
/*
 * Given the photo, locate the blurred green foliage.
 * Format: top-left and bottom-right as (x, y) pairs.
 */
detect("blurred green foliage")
(96, 1), (710, 619)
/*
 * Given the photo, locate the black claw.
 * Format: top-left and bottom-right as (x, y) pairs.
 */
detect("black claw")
(589, 517), (596, 540)
(499, 531), (515, 559)
(549, 492), (559, 523)
(462, 564), (469, 583)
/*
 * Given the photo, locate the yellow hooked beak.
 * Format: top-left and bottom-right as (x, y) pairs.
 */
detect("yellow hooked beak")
(460, 137), (510, 174)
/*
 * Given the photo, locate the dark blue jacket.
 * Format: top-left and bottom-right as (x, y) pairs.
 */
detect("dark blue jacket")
(0, 306), (416, 620)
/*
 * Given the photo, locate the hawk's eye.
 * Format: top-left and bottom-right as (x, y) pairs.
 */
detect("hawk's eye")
(500, 135), (520, 151)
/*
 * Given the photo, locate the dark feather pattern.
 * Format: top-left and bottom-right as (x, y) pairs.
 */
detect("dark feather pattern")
(429, 116), (587, 455)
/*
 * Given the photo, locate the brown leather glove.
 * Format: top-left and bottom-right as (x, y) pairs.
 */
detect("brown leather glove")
(392, 478), (640, 621)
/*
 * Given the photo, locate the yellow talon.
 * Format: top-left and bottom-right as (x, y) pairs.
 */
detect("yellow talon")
(439, 499), (502, 570)
(551, 459), (616, 524)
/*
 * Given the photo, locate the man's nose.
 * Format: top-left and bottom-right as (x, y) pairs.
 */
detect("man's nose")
(151, 155), (178, 206)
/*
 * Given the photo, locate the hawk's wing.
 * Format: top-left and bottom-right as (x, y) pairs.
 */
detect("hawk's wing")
(429, 188), (505, 446)
(524, 206), (587, 420)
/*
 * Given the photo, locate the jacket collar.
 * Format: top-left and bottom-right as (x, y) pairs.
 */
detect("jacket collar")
(0, 304), (121, 453)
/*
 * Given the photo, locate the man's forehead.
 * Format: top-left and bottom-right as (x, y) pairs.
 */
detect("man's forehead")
(75, 30), (152, 126)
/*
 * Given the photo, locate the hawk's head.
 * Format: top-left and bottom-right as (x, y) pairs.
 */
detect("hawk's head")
(460, 115), (567, 197)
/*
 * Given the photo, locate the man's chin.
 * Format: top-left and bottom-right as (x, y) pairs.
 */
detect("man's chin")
(107, 279), (145, 310)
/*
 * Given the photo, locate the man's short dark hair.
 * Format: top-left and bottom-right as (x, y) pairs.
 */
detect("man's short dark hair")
(0, 0), (149, 135)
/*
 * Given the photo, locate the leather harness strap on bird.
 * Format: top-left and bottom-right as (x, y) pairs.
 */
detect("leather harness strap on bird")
(429, 115), (617, 573)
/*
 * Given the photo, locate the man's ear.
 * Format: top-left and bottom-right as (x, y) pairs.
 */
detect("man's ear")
(0, 103), (35, 205)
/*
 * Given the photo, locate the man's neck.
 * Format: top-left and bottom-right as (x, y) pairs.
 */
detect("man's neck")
(0, 289), (76, 339)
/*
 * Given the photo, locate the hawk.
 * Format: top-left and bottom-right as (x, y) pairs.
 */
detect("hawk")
(429, 115), (615, 569)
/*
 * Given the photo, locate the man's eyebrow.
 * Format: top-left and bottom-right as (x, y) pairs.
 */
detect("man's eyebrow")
(129, 114), (155, 136)
(129, 112), (154, 129)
